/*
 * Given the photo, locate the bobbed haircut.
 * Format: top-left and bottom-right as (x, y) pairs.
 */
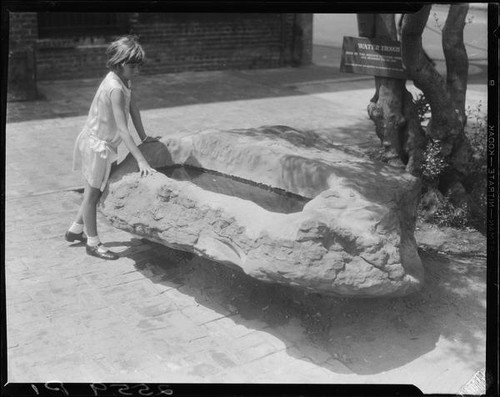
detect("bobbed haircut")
(106, 35), (145, 70)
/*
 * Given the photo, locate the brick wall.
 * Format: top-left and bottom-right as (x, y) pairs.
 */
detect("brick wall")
(136, 13), (285, 74)
(8, 13), (38, 100)
(26, 12), (312, 80)
(36, 44), (110, 80)
(9, 12), (38, 50)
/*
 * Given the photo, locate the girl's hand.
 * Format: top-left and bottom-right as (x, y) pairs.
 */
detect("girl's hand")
(138, 159), (157, 177)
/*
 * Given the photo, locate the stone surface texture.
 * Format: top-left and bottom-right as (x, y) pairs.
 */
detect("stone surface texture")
(101, 126), (424, 297)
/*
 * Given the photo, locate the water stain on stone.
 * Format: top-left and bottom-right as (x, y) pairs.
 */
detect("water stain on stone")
(158, 165), (310, 214)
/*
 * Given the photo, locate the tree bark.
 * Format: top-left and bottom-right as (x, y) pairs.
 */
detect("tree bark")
(401, 7), (467, 158)
(401, 5), (473, 206)
(401, 7), (460, 151)
(401, 88), (426, 175)
(443, 4), (469, 125)
(357, 13), (425, 173)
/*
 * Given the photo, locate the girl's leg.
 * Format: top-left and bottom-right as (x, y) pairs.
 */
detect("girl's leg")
(70, 165), (109, 229)
(66, 203), (85, 237)
(81, 182), (101, 238)
(66, 191), (87, 241)
(81, 182), (118, 260)
(73, 205), (84, 226)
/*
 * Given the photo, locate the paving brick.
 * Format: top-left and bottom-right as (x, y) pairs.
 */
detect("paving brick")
(148, 279), (177, 294)
(70, 327), (133, 356)
(180, 305), (227, 326)
(57, 274), (94, 290)
(237, 341), (285, 364)
(160, 311), (199, 334)
(187, 362), (221, 377)
(7, 319), (52, 348)
(70, 307), (124, 331)
(31, 293), (85, 318)
(139, 334), (191, 361)
(80, 270), (119, 288)
(7, 300), (51, 326)
(36, 355), (117, 382)
(176, 334), (217, 355)
(46, 313), (94, 339)
(231, 350), (299, 381)
(295, 342), (333, 364)
(69, 288), (109, 312)
(207, 349), (239, 369)
(132, 300), (178, 319)
(5, 285), (33, 305)
(154, 287), (200, 310)
(172, 350), (226, 376)
(6, 359), (42, 382)
(227, 329), (271, 350)
(201, 316), (254, 340)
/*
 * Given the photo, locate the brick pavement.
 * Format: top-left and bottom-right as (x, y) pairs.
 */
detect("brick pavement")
(4, 66), (488, 391)
(6, 190), (357, 383)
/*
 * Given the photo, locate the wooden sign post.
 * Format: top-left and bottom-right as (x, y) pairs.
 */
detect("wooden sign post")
(340, 36), (407, 80)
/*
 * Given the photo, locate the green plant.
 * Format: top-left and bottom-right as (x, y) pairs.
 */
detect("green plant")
(414, 93), (431, 124)
(417, 188), (472, 229)
(422, 139), (447, 182)
(465, 100), (487, 175)
(413, 93), (446, 182)
(411, 68), (487, 231)
(418, 101), (487, 230)
(464, 101), (487, 231)
(431, 196), (471, 228)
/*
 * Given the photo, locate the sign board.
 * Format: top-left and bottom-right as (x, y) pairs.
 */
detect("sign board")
(340, 36), (407, 80)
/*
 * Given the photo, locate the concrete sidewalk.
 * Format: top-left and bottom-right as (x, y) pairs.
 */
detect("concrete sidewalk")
(5, 65), (487, 392)
(6, 66), (379, 198)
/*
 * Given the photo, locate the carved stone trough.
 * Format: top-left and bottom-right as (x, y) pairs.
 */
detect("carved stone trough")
(100, 126), (424, 297)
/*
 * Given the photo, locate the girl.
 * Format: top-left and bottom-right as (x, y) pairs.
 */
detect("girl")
(66, 35), (157, 260)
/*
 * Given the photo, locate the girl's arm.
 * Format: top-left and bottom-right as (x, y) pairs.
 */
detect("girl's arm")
(130, 91), (158, 143)
(110, 89), (156, 176)
(130, 91), (147, 142)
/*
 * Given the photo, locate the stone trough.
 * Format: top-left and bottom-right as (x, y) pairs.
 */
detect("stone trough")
(100, 126), (424, 297)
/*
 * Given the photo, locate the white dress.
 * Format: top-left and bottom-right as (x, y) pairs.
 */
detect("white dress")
(73, 71), (131, 191)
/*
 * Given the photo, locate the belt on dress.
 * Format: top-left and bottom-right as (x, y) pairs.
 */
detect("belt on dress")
(87, 132), (118, 161)
(84, 129), (119, 191)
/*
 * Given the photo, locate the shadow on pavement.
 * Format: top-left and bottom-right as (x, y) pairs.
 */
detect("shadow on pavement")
(117, 233), (485, 376)
(6, 60), (486, 124)
(94, 125), (485, 377)
(6, 66), (342, 123)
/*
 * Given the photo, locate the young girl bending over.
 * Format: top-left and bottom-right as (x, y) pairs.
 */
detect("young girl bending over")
(66, 35), (157, 260)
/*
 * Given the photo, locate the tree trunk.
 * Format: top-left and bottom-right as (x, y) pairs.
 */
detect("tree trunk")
(401, 88), (427, 176)
(357, 14), (425, 174)
(443, 4), (469, 125)
(401, 6), (473, 206)
(401, 6), (460, 150)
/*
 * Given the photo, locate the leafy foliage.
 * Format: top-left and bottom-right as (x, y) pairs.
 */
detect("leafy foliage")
(464, 101), (487, 231)
(465, 101), (487, 175)
(414, 93), (431, 124)
(429, 196), (471, 228)
(414, 92), (447, 182)
(422, 139), (447, 182)
(415, 95), (486, 230)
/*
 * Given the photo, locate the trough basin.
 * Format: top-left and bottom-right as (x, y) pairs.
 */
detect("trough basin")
(100, 126), (424, 297)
